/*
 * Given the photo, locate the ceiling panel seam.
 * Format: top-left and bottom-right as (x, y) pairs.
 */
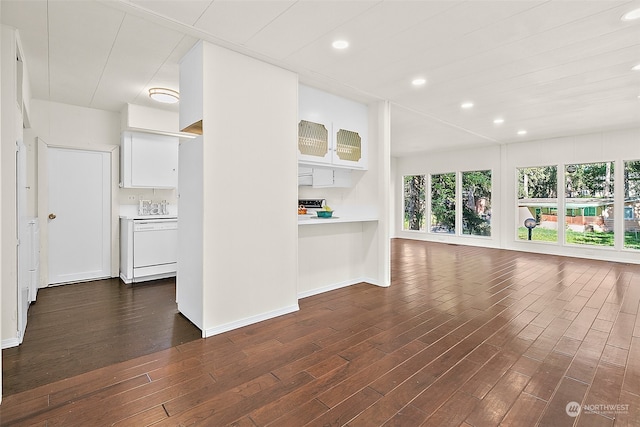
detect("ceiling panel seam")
(88, 14), (126, 107)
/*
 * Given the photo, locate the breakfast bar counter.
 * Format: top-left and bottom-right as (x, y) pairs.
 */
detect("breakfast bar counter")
(298, 214), (378, 225)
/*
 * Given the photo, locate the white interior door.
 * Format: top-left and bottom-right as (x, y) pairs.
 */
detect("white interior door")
(47, 147), (111, 285)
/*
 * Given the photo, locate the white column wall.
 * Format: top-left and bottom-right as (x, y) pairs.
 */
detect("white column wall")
(198, 42), (299, 336)
(366, 100), (391, 287)
(1, 26), (18, 347)
(393, 127), (640, 264)
(0, 12), (4, 403)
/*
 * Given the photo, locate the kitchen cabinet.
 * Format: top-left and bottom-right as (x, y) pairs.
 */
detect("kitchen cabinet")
(298, 166), (351, 188)
(120, 131), (178, 188)
(298, 84), (368, 170)
(120, 218), (178, 284)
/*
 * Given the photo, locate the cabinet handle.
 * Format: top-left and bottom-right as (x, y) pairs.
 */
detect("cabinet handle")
(48, 213), (57, 220)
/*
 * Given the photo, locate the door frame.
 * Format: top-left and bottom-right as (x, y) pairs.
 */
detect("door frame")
(37, 138), (119, 287)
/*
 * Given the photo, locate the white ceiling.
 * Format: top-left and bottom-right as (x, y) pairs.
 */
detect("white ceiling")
(2, 0), (639, 157)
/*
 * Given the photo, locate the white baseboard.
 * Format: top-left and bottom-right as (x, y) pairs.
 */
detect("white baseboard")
(2, 337), (20, 349)
(203, 304), (299, 338)
(362, 277), (389, 288)
(297, 277), (386, 299)
(297, 279), (361, 299)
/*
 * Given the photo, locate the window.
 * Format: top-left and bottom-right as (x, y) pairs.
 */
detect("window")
(624, 160), (640, 250)
(564, 162), (614, 247)
(517, 166), (558, 242)
(403, 175), (425, 231)
(431, 173), (455, 233)
(624, 207), (633, 220)
(462, 170), (491, 236)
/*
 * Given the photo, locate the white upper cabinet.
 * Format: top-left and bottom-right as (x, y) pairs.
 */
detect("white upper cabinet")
(298, 85), (368, 170)
(120, 131), (178, 189)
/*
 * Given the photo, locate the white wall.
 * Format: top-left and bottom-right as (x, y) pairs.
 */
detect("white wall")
(30, 100), (121, 285)
(28, 100), (177, 287)
(1, 13), (4, 403)
(393, 127), (640, 264)
(180, 41), (299, 337)
(1, 26), (20, 347)
(394, 143), (503, 248)
(504, 127), (640, 263)
(121, 103), (179, 135)
(298, 100), (391, 294)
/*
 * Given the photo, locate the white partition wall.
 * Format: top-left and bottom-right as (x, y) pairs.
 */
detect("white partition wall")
(178, 41), (299, 337)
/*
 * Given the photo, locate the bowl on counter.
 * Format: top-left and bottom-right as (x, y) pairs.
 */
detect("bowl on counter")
(317, 210), (333, 218)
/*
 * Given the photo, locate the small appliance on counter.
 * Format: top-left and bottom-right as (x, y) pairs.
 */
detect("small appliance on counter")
(298, 198), (336, 219)
(298, 198), (325, 214)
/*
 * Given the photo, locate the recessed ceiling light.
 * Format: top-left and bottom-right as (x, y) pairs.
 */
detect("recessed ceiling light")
(412, 78), (427, 86)
(621, 8), (640, 21)
(149, 88), (179, 104)
(517, 130), (527, 135)
(332, 40), (349, 49)
(632, 63), (640, 71)
(461, 102), (474, 109)
(493, 118), (504, 124)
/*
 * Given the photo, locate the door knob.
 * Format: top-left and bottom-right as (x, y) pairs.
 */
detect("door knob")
(48, 213), (57, 220)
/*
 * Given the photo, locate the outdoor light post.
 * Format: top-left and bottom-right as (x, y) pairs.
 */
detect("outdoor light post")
(524, 218), (537, 240)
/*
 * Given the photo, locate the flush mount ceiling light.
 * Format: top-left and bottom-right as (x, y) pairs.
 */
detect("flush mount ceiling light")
(412, 78), (427, 86)
(493, 118), (505, 124)
(461, 102), (474, 109)
(621, 8), (640, 21)
(332, 40), (349, 49)
(149, 87), (179, 104)
(517, 129), (527, 135)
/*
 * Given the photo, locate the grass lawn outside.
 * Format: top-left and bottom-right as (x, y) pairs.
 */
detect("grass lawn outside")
(517, 227), (640, 250)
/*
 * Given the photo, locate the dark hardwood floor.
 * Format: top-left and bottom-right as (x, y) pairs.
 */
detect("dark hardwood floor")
(1, 239), (639, 426)
(2, 277), (201, 396)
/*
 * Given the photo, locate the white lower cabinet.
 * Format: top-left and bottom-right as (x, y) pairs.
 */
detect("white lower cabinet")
(120, 218), (178, 283)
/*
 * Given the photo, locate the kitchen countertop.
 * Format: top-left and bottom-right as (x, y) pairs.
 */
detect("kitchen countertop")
(298, 213), (378, 225)
(120, 214), (178, 220)
(119, 204), (177, 220)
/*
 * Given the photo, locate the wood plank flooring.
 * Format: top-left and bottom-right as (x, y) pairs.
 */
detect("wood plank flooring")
(2, 277), (201, 396)
(1, 239), (640, 426)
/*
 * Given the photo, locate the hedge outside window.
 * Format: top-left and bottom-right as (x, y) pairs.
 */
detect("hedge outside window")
(462, 170), (491, 236)
(431, 173), (456, 234)
(403, 175), (425, 231)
